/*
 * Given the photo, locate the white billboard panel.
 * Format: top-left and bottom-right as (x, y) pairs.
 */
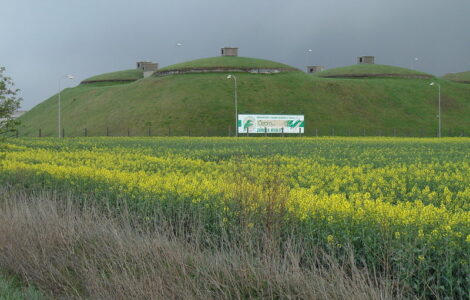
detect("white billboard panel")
(238, 114), (304, 134)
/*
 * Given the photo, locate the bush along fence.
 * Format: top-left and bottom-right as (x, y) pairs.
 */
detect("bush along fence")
(11, 126), (469, 138)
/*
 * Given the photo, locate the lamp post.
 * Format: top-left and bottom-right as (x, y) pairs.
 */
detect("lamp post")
(227, 74), (238, 137)
(430, 82), (441, 138)
(176, 42), (183, 63)
(58, 75), (74, 138)
(412, 57), (419, 70)
(305, 49), (313, 71)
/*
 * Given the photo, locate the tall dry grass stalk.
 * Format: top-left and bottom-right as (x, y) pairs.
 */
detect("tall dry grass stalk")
(0, 186), (404, 299)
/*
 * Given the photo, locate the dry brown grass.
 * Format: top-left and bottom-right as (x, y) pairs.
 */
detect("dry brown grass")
(0, 187), (404, 299)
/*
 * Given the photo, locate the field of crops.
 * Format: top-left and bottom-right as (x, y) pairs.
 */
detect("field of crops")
(2, 137), (469, 298)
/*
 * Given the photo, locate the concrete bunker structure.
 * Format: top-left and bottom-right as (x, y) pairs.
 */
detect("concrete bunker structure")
(357, 56), (375, 64)
(307, 66), (325, 73)
(221, 47), (238, 57)
(137, 61), (159, 78)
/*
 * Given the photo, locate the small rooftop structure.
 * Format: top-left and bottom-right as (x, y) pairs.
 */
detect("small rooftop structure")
(307, 66), (325, 73)
(221, 47), (238, 57)
(137, 61), (159, 78)
(357, 56), (375, 64)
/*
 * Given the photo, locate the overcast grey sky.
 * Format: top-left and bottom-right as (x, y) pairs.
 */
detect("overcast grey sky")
(1, 0), (470, 109)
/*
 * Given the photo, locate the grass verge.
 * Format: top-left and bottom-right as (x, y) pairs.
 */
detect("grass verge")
(0, 186), (404, 299)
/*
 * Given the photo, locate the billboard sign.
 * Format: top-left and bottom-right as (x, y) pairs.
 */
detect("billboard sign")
(238, 114), (304, 134)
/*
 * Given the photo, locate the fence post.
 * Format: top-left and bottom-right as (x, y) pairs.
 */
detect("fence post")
(315, 128), (318, 137)
(127, 128), (130, 137)
(62, 128), (65, 138)
(281, 127), (284, 137)
(106, 127), (109, 136)
(228, 125), (231, 137)
(84, 128), (87, 137)
(39, 129), (42, 138)
(265, 127), (267, 137)
(148, 127), (151, 137)
(247, 127), (249, 137)
(188, 128), (191, 137)
(331, 128), (335, 136)
(298, 127), (301, 137)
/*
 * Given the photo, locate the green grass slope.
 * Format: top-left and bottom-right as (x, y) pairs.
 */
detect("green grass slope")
(158, 56), (298, 71)
(442, 71), (470, 83)
(81, 69), (143, 84)
(316, 64), (433, 78)
(18, 68), (470, 137)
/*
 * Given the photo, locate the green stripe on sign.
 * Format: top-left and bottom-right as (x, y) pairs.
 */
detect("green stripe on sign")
(300, 121), (304, 128)
(238, 120), (242, 127)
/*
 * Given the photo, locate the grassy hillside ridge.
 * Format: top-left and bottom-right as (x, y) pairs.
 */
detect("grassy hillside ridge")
(316, 64), (433, 78)
(17, 70), (470, 137)
(442, 71), (470, 83)
(81, 69), (143, 83)
(158, 56), (299, 71)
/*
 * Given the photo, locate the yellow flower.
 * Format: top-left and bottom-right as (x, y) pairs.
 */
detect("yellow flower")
(418, 229), (424, 238)
(327, 235), (334, 243)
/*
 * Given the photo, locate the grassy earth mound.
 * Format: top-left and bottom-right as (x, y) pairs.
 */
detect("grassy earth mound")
(17, 57), (470, 137)
(316, 64), (433, 79)
(442, 71), (470, 84)
(158, 56), (298, 71)
(81, 69), (143, 85)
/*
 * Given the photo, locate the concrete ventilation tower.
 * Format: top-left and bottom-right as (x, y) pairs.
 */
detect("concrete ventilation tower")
(136, 61), (159, 78)
(357, 56), (375, 64)
(221, 47), (239, 57)
(307, 66), (325, 73)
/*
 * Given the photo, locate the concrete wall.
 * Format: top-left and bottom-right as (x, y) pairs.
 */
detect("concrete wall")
(143, 71), (154, 78)
(221, 47), (238, 57)
(307, 66), (325, 73)
(154, 67), (293, 77)
(357, 56), (375, 64)
(136, 62), (159, 72)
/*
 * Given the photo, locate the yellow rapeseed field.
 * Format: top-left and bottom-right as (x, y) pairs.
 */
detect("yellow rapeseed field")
(1, 137), (469, 297)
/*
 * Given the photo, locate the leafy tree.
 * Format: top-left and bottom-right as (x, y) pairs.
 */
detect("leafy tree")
(1, 67), (22, 160)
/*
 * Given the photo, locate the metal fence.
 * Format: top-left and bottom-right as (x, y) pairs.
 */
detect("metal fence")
(11, 126), (469, 138)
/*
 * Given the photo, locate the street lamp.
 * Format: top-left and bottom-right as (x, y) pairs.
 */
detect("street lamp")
(412, 57), (419, 70)
(58, 74), (74, 138)
(305, 49), (313, 70)
(430, 82), (441, 138)
(175, 42), (184, 64)
(227, 74), (238, 137)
